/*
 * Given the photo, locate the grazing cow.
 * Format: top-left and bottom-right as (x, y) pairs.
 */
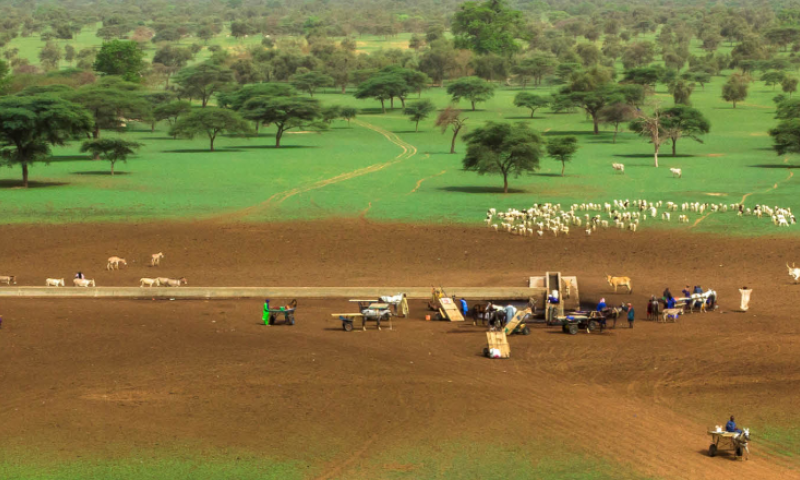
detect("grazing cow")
(106, 256), (127, 270)
(73, 278), (96, 287)
(670, 168), (682, 178)
(140, 278), (160, 287)
(163, 277), (187, 287)
(606, 275), (633, 294)
(788, 263), (800, 283)
(612, 163), (625, 174)
(46, 278), (65, 287)
(151, 252), (165, 266)
(0, 275), (16, 285)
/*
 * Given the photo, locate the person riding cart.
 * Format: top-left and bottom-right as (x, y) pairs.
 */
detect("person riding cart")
(726, 415), (742, 434)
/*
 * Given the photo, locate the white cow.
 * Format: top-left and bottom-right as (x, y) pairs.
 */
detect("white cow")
(140, 278), (161, 287)
(73, 278), (96, 287)
(46, 278), (65, 287)
(612, 163), (625, 174)
(788, 263), (800, 283)
(670, 168), (682, 178)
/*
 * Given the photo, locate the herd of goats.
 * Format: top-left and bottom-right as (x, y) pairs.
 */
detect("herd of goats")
(0, 252), (184, 288)
(484, 200), (797, 237)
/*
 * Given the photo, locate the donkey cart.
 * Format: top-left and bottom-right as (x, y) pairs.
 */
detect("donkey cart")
(708, 429), (750, 460)
(560, 311), (607, 335)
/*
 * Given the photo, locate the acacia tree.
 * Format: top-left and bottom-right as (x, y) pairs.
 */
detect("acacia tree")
(546, 136), (579, 176)
(69, 79), (150, 140)
(512, 55), (556, 88)
(782, 77), (799, 98)
(404, 99), (436, 132)
(447, 76), (495, 111)
(629, 108), (667, 167)
(170, 107), (252, 151)
(291, 71), (335, 96)
(435, 106), (468, 154)
(152, 45), (194, 90)
(340, 106), (357, 126)
(660, 106), (711, 156)
(513, 92), (549, 118)
(451, 0), (525, 55)
(598, 102), (636, 143)
(722, 75), (748, 108)
(39, 41), (61, 71)
(353, 73), (408, 113)
(240, 96), (321, 147)
(762, 71), (787, 90)
(770, 118), (800, 155)
(153, 100), (192, 137)
(174, 62), (234, 107)
(79, 138), (142, 175)
(668, 79), (695, 106)
(0, 95), (93, 187)
(462, 122), (544, 193)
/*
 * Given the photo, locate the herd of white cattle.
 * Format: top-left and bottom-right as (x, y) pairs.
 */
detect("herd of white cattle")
(0, 252), (188, 288)
(483, 200), (797, 237)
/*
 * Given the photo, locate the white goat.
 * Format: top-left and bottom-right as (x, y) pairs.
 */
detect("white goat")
(612, 163), (625, 174)
(140, 278), (161, 287)
(788, 263), (800, 283)
(46, 278), (65, 287)
(670, 168), (682, 178)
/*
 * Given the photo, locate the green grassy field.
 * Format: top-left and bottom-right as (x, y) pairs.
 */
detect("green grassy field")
(0, 72), (795, 234)
(0, 442), (654, 480)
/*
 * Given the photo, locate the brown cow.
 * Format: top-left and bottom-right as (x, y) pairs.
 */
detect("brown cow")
(606, 275), (633, 294)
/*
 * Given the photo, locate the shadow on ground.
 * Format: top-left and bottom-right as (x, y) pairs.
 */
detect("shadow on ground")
(438, 186), (528, 194)
(0, 180), (68, 189)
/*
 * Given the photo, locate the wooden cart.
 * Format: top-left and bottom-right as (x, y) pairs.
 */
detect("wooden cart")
(428, 288), (465, 322)
(483, 331), (510, 359)
(267, 308), (296, 325)
(708, 429), (750, 460)
(559, 311), (606, 335)
(332, 302), (393, 331)
(502, 308), (532, 336)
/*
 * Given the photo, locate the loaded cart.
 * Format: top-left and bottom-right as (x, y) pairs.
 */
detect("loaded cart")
(560, 311), (607, 335)
(708, 428), (750, 460)
(267, 308), (296, 325)
(332, 302), (394, 331)
(483, 331), (510, 359)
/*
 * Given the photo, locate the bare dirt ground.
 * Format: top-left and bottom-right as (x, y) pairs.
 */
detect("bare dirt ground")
(2, 221), (800, 479)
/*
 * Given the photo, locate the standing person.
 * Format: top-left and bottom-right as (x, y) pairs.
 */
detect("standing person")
(503, 304), (517, 328)
(623, 303), (635, 328)
(739, 287), (752, 312)
(460, 298), (469, 319)
(262, 299), (271, 326)
(75, 271), (84, 280)
(682, 286), (691, 298)
(666, 295), (676, 309)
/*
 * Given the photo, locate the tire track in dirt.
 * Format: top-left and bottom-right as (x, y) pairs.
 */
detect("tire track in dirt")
(206, 120), (417, 222)
(692, 168), (795, 229)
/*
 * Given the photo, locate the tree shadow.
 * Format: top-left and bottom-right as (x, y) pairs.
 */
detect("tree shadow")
(544, 130), (609, 136)
(505, 116), (540, 120)
(438, 186), (528, 194)
(749, 164), (800, 169)
(160, 148), (243, 153)
(48, 155), (93, 162)
(71, 171), (131, 176)
(534, 173), (566, 177)
(613, 153), (697, 159)
(237, 144), (319, 149)
(0, 180), (68, 189)
(126, 128), (156, 133)
(393, 130), (423, 134)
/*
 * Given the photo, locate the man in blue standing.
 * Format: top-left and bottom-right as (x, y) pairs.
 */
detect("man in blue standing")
(726, 415), (742, 434)
(460, 298), (469, 319)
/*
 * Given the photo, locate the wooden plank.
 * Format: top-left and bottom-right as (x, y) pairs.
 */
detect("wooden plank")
(331, 313), (363, 317)
(439, 300), (464, 321)
(486, 331), (510, 358)
(503, 308), (531, 335)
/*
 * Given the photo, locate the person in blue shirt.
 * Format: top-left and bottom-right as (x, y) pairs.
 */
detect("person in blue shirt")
(460, 298), (469, 318)
(596, 298), (607, 312)
(666, 295), (676, 309)
(623, 303), (635, 328)
(726, 415), (742, 434)
(682, 286), (691, 298)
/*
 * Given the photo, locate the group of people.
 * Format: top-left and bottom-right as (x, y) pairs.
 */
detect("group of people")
(596, 297), (636, 328)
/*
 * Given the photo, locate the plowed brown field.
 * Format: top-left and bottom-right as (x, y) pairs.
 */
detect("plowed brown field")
(2, 221), (800, 479)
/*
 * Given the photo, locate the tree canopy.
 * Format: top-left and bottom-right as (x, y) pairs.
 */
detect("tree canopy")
(174, 62), (235, 108)
(462, 121), (544, 193)
(170, 107), (252, 151)
(80, 138), (142, 175)
(404, 99), (436, 132)
(447, 77), (495, 111)
(546, 136), (579, 176)
(0, 95), (93, 187)
(93, 40), (145, 82)
(451, 0), (526, 55)
(240, 96), (321, 147)
(513, 92), (549, 118)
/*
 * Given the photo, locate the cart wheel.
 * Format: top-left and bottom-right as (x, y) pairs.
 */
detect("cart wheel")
(343, 322), (353, 332)
(708, 444), (717, 457)
(288, 314), (295, 326)
(269, 314), (276, 326)
(521, 326), (531, 335)
(736, 447), (743, 457)
(568, 324), (578, 335)
(483, 347), (490, 358)
(588, 320), (598, 332)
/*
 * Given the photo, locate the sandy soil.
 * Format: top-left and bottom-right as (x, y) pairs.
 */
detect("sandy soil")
(2, 221), (800, 479)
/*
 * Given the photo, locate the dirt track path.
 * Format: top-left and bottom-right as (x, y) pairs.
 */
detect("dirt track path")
(209, 120), (417, 222)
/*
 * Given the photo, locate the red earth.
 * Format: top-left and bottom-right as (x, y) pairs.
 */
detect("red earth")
(1, 221), (800, 479)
